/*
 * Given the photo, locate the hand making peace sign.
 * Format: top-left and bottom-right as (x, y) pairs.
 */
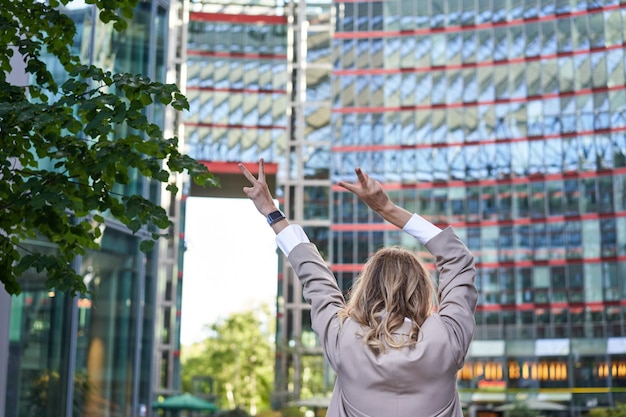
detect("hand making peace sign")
(238, 158), (277, 217)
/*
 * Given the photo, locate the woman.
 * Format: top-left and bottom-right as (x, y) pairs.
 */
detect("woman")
(239, 159), (477, 417)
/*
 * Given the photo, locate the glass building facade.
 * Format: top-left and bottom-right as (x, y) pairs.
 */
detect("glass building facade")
(2, 1), (182, 416)
(276, 0), (626, 416)
(274, 0), (335, 406)
(182, 1), (289, 405)
(185, 2), (289, 164)
(169, 0), (626, 414)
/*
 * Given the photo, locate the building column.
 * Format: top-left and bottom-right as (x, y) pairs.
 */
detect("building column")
(0, 289), (11, 415)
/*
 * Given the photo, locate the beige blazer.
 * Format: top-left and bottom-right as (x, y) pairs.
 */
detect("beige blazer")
(288, 226), (478, 417)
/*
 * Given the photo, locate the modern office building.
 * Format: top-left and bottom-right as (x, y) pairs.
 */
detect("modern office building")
(1, 1), (184, 416)
(177, 0), (626, 415)
(181, 0), (334, 409)
(277, 1), (626, 416)
(182, 1), (289, 407)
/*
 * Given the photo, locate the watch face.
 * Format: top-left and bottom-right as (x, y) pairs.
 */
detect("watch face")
(268, 210), (285, 224)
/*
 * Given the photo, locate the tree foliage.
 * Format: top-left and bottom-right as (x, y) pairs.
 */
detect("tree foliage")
(506, 403), (540, 417)
(0, 0), (217, 295)
(24, 369), (90, 417)
(587, 403), (626, 417)
(181, 306), (275, 416)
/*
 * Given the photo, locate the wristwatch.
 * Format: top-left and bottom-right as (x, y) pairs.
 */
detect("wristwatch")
(266, 209), (286, 225)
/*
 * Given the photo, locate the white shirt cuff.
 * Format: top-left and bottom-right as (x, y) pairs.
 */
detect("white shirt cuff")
(402, 214), (443, 244)
(276, 224), (310, 256)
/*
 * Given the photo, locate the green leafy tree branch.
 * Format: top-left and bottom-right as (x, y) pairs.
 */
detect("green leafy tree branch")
(0, 0), (217, 295)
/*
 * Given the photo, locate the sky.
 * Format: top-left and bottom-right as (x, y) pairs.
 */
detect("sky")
(180, 197), (279, 346)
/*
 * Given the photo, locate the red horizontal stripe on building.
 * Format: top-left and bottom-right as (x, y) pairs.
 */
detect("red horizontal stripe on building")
(199, 160), (279, 175)
(330, 211), (626, 232)
(190, 12), (287, 25)
(188, 50), (287, 60)
(331, 126), (626, 154)
(477, 304), (527, 311)
(332, 84), (626, 114)
(476, 299), (626, 313)
(330, 223), (397, 232)
(330, 264), (361, 273)
(478, 254), (626, 269)
(334, 43), (626, 76)
(331, 168), (626, 191)
(333, 3), (626, 38)
(186, 86), (286, 95)
(184, 122), (286, 130)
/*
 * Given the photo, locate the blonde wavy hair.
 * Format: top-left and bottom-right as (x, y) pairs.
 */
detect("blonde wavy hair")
(338, 246), (435, 354)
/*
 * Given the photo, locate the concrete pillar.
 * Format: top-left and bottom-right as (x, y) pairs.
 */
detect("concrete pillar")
(0, 289), (11, 415)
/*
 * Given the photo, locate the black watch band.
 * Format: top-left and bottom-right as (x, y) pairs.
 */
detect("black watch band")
(266, 209), (286, 225)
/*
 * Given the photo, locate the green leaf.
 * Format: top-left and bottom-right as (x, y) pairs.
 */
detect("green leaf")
(154, 170), (170, 182)
(113, 20), (128, 32)
(99, 9), (115, 23)
(139, 239), (155, 253)
(172, 92), (190, 110)
(114, 171), (130, 184)
(128, 219), (142, 233)
(146, 123), (162, 138)
(135, 140), (159, 154)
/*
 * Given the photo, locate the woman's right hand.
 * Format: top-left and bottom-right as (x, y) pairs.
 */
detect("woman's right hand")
(338, 168), (393, 214)
(338, 168), (412, 229)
